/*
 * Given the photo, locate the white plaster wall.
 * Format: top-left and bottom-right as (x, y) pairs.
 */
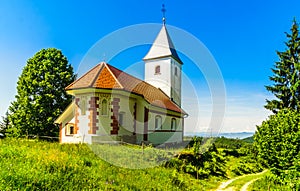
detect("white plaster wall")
(147, 110), (183, 144)
(147, 113), (183, 131)
(118, 95), (135, 135)
(145, 57), (182, 106)
(171, 59), (182, 106)
(145, 58), (171, 97)
(97, 95), (112, 136)
(61, 116), (76, 143)
(135, 99), (147, 144)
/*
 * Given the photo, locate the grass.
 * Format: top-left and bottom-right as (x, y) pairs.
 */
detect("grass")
(0, 136), (269, 190)
(0, 138), (222, 190)
(89, 143), (175, 169)
(224, 171), (266, 190)
(248, 171), (295, 191)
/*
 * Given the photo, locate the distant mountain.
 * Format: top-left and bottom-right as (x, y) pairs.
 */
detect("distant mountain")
(184, 132), (255, 139)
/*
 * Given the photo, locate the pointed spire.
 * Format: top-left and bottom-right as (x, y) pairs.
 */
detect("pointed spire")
(143, 25), (183, 64)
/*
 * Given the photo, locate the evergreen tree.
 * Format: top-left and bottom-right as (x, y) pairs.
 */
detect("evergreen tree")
(7, 48), (75, 137)
(0, 111), (10, 134)
(265, 19), (300, 113)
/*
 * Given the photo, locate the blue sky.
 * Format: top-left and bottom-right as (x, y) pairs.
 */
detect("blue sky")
(1, 0), (300, 133)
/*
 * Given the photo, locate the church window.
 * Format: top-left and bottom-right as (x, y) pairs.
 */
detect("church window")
(155, 65), (161, 74)
(171, 118), (176, 130)
(65, 123), (75, 136)
(155, 115), (162, 130)
(175, 67), (178, 76)
(101, 99), (108, 115)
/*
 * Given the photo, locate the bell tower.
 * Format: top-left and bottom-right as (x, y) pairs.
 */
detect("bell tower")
(143, 5), (183, 106)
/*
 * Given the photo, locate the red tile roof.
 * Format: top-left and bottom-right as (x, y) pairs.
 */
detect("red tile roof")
(66, 62), (185, 114)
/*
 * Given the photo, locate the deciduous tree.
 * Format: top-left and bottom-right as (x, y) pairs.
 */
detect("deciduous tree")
(7, 48), (75, 137)
(254, 109), (300, 188)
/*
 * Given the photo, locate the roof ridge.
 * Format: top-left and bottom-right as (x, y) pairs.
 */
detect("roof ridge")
(103, 63), (124, 89)
(90, 62), (105, 87)
(106, 64), (143, 81)
(65, 63), (102, 90)
(107, 63), (171, 98)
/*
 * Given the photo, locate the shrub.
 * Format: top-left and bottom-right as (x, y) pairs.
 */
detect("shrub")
(254, 109), (300, 188)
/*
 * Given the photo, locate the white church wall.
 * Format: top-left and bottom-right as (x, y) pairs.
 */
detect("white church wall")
(170, 59), (182, 106)
(97, 95), (112, 136)
(76, 94), (92, 143)
(118, 95), (135, 136)
(147, 106), (183, 144)
(135, 98), (148, 144)
(145, 58), (172, 97)
(60, 115), (80, 143)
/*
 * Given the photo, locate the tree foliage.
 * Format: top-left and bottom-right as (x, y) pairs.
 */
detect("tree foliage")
(0, 111), (9, 134)
(265, 19), (300, 113)
(7, 48), (75, 137)
(254, 109), (300, 188)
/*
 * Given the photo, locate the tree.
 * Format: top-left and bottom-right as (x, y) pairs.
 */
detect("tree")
(7, 48), (75, 137)
(0, 111), (10, 134)
(254, 109), (300, 188)
(265, 19), (300, 113)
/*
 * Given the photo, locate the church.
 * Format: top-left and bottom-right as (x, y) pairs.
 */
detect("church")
(55, 21), (187, 145)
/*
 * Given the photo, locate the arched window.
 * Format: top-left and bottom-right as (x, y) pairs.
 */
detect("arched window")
(171, 118), (176, 131)
(155, 65), (160, 74)
(174, 67), (178, 76)
(155, 115), (162, 130)
(101, 99), (108, 115)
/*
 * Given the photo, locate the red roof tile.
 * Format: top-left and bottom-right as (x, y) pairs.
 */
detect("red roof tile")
(66, 62), (185, 114)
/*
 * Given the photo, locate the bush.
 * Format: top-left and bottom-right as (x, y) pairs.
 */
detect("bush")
(166, 144), (226, 179)
(230, 156), (264, 176)
(254, 109), (300, 188)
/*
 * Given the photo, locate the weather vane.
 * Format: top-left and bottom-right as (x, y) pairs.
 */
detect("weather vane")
(161, 4), (166, 25)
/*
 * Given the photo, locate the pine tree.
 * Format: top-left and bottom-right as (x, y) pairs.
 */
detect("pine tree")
(0, 111), (10, 134)
(7, 48), (75, 137)
(265, 19), (300, 113)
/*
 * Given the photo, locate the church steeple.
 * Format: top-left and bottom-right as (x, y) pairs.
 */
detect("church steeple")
(143, 24), (183, 64)
(143, 7), (183, 106)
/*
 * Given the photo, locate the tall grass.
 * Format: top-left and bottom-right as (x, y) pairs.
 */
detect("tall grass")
(0, 138), (210, 190)
(249, 171), (297, 191)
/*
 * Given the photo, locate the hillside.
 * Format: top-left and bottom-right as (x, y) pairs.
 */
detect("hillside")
(0, 137), (265, 190)
(0, 138), (218, 190)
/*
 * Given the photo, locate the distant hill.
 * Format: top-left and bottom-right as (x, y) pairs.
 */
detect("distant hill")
(184, 132), (254, 139)
(242, 136), (254, 143)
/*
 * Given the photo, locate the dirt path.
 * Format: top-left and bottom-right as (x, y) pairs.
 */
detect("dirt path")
(216, 176), (244, 191)
(216, 170), (267, 191)
(240, 177), (259, 191)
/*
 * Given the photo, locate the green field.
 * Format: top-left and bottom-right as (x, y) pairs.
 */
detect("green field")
(0, 137), (266, 190)
(0, 138), (223, 190)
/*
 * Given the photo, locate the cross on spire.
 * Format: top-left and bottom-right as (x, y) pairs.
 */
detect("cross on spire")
(161, 4), (166, 25)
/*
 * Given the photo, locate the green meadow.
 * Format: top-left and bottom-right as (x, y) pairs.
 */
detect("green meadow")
(0, 137), (268, 190)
